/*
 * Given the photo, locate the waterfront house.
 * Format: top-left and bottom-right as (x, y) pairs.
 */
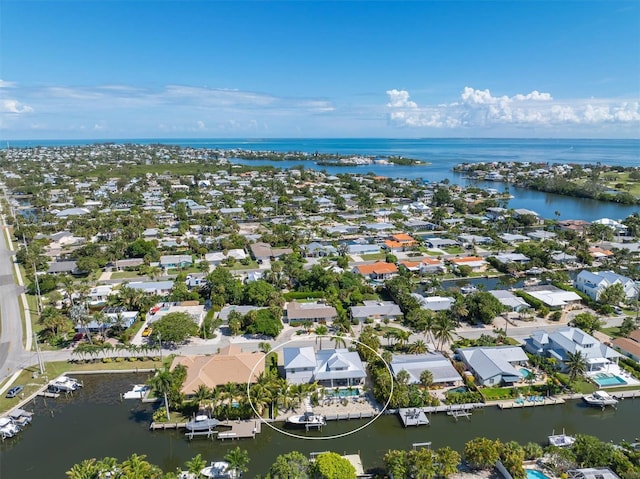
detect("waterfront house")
(448, 256), (488, 273)
(285, 301), (338, 324)
(524, 327), (621, 372)
(456, 345), (529, 387)
(574, 270), (639, 302)
(493, 253), (530, 265)
(352, 261), (398, 281)
(522, 285), (582, 309)
(283, 347), (367, 387)
(489, 290), (530, 312)
(350, 300), (402, 323)
(420, 258), (446, 274)
(283, 346), (316, 384)
(568, 468), (621, 479)
(171, 345), (265, 395)
(390, 353), (463, 386)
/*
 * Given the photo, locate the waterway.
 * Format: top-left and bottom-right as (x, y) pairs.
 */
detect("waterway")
(1, 373), (638, 478)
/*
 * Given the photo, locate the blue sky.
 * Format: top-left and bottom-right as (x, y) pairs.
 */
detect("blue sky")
(1, 1), (639, 139)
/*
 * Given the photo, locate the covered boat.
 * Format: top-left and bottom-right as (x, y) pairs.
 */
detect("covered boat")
(185, 414), (220, 432)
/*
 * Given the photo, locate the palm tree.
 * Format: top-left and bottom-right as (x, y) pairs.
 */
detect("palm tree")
(249, 383), (272, 418)
(184, 454), (207, 475)
(65, 458), (98, 478)
(565, 350), (588, 383)
(224, 447), (250, 479)
(192, 384), (212, 408)
(408, 340), (428, 354)
(433, 313), (456, 351)
(148, 369), (173, 420)
(331, 332), (347, 349)
(419, 369), (434, 389)
(120, 453), (162, 479)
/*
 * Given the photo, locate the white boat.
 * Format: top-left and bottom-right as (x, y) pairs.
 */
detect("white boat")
(582, 390), (618, 407)
(523, 277), (541, 287)
(0, 417), (20, 438)
(185, 414), (219, 432)
(200, 461), (232, 478)
(286, 412), (326, 426)
(123, 384), (150, 399)
(49, 376), (82, 392)
(548, 430), (576, 447)
(460, 284), (478, 294)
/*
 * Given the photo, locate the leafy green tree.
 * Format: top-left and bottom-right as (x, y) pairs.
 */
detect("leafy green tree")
(619, 316), (637, 337)
(462, 291), (503, 325)
(464, 437), (501, 470)
(65, 458), (98, 479)
(434, 446), (461, 478)
(310, 452), (356, 479)
(384, 450), (408, 479)
(570, 312), (602, 334)
(357, 326), (381, 363)
(267, 451), (310, 479)
(151, 312), (199, 344)
(120, 453), (163, 479)
(499, 441), (526, 479)
(598, 282), (626, 306)
(244, 280), (277, 306)
(185, 454), (207, 475)
(246, 309), (283, 337)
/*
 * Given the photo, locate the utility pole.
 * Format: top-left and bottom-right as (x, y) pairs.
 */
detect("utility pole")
(33, 332), (45, 375)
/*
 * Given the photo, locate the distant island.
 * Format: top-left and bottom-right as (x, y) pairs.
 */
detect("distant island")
(454, 161), (640, 206)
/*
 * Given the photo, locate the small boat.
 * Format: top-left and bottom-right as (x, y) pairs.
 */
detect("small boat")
(525, 267), (545, 276)
(123, 384), (150, 399)
(460, 284), (478, 294)
(8, 409), (33, 427)
(49, 376), (82, 392)
(582, 390), (618, 407)
(185, 414), (220, 432)
(286, 412), (326, 426)
(523, 277), (541, 287)
(548, 430), (576, 447)
(200, 461), (232, 478)
(0, 417), (20, 438)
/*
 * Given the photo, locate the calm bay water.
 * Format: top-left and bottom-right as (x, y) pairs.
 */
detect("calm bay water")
(6, 138), (639, 221)
(1, 374), (639, 478)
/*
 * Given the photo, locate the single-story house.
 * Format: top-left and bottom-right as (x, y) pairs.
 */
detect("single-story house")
(610, 336), (640, 363)
(171, 345), (265, 395)
(159, 254), (193, 269)
(488, 290), (530, 312)
(285, 301), (338, 324)
(390, 353), (463, 386)
(47, 260), (80, 275)
(350, 300), (402, 323)
(346, 243), (382, 255)
(522, 285), (582, 308)
(448, 256), (488, 273)
(493, 253), (530, 265)
(456, 345), (529, 387)
(423, 237), (459, 249)
(412, 293), (455, 312)
(352, 261), (398, 281)
(127, 281), (174, 296)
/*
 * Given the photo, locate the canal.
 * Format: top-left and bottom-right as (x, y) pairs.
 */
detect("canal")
(1, 374), (639, 478)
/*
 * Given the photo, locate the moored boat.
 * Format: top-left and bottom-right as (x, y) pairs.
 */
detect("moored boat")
(286, 411), (326, 426)
(582, 390), (618, 407)
(185, 414), (220, 432)
(49, 376), (82, 392)
(0, 417), (20, 438)
(199, 461), (232, 478)
(548, 429), (576, 447)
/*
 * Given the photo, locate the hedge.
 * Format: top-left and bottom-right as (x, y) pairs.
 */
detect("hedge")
(283, 291), (325, 300)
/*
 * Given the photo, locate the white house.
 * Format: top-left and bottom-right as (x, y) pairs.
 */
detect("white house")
(574, 270), (638, 302)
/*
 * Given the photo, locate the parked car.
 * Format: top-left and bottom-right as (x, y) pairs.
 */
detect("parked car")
(6, 385), (24, 398)
(142, 327), (153, 337)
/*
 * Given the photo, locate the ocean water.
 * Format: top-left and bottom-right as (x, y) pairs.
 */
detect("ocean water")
(4, 138), (639, 220)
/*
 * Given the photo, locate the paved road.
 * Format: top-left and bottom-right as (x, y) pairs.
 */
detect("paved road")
(0, 216), (32, 382)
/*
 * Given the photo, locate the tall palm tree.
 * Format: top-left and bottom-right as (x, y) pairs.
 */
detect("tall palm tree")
(120, 453), (162, 479)
(331, 332), (347, 349)
(433, 313), (456, 351)
(65, 458), (98, 479)
(185, 454), (207, 475)
(565, 350), (588, 383)
(148, 369), (173, 420)
(224, 447), (250, 479)
(408, 340), (428, 354)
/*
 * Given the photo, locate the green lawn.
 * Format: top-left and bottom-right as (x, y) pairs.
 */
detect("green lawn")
(360, 253), (385, 261)
(228, 261), (260, 271)
(601, 172), (640, 196)
(443, 246), (464, 254)
(110, 271), (144, 280)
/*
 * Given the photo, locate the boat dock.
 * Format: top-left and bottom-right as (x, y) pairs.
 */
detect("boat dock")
(217, 419), (261, 440)
(447, 409), (473, 421)
(498, 397), (565, 409)
(398, 408), (430, 427)
(324, 411), (376, 421)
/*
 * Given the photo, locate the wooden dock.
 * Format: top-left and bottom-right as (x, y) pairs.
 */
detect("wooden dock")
(447, 409), (472, 421)
(498, 397), (565, 409)
(149, 422), (187, 430)
(217, 419), (261, 440)
(325, 411), (376, 421)
(398, 408), (430, 427)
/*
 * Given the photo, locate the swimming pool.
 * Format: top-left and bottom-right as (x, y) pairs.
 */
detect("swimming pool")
(519, 368), (534, 380)
(328, 388), (360, 398)
(592, 373), (627, 387)
(526, 469), (551, 479)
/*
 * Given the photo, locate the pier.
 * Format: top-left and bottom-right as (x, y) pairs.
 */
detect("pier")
(217, 419), (261, 440)
(447, 410), (472, 421)
(398, 408), (430, 427)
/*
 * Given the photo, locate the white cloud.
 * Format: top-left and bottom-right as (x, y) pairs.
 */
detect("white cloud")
(0, 80), (16, 88)
(386, 87), (640, 130)
(1, 99), (33, 114)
